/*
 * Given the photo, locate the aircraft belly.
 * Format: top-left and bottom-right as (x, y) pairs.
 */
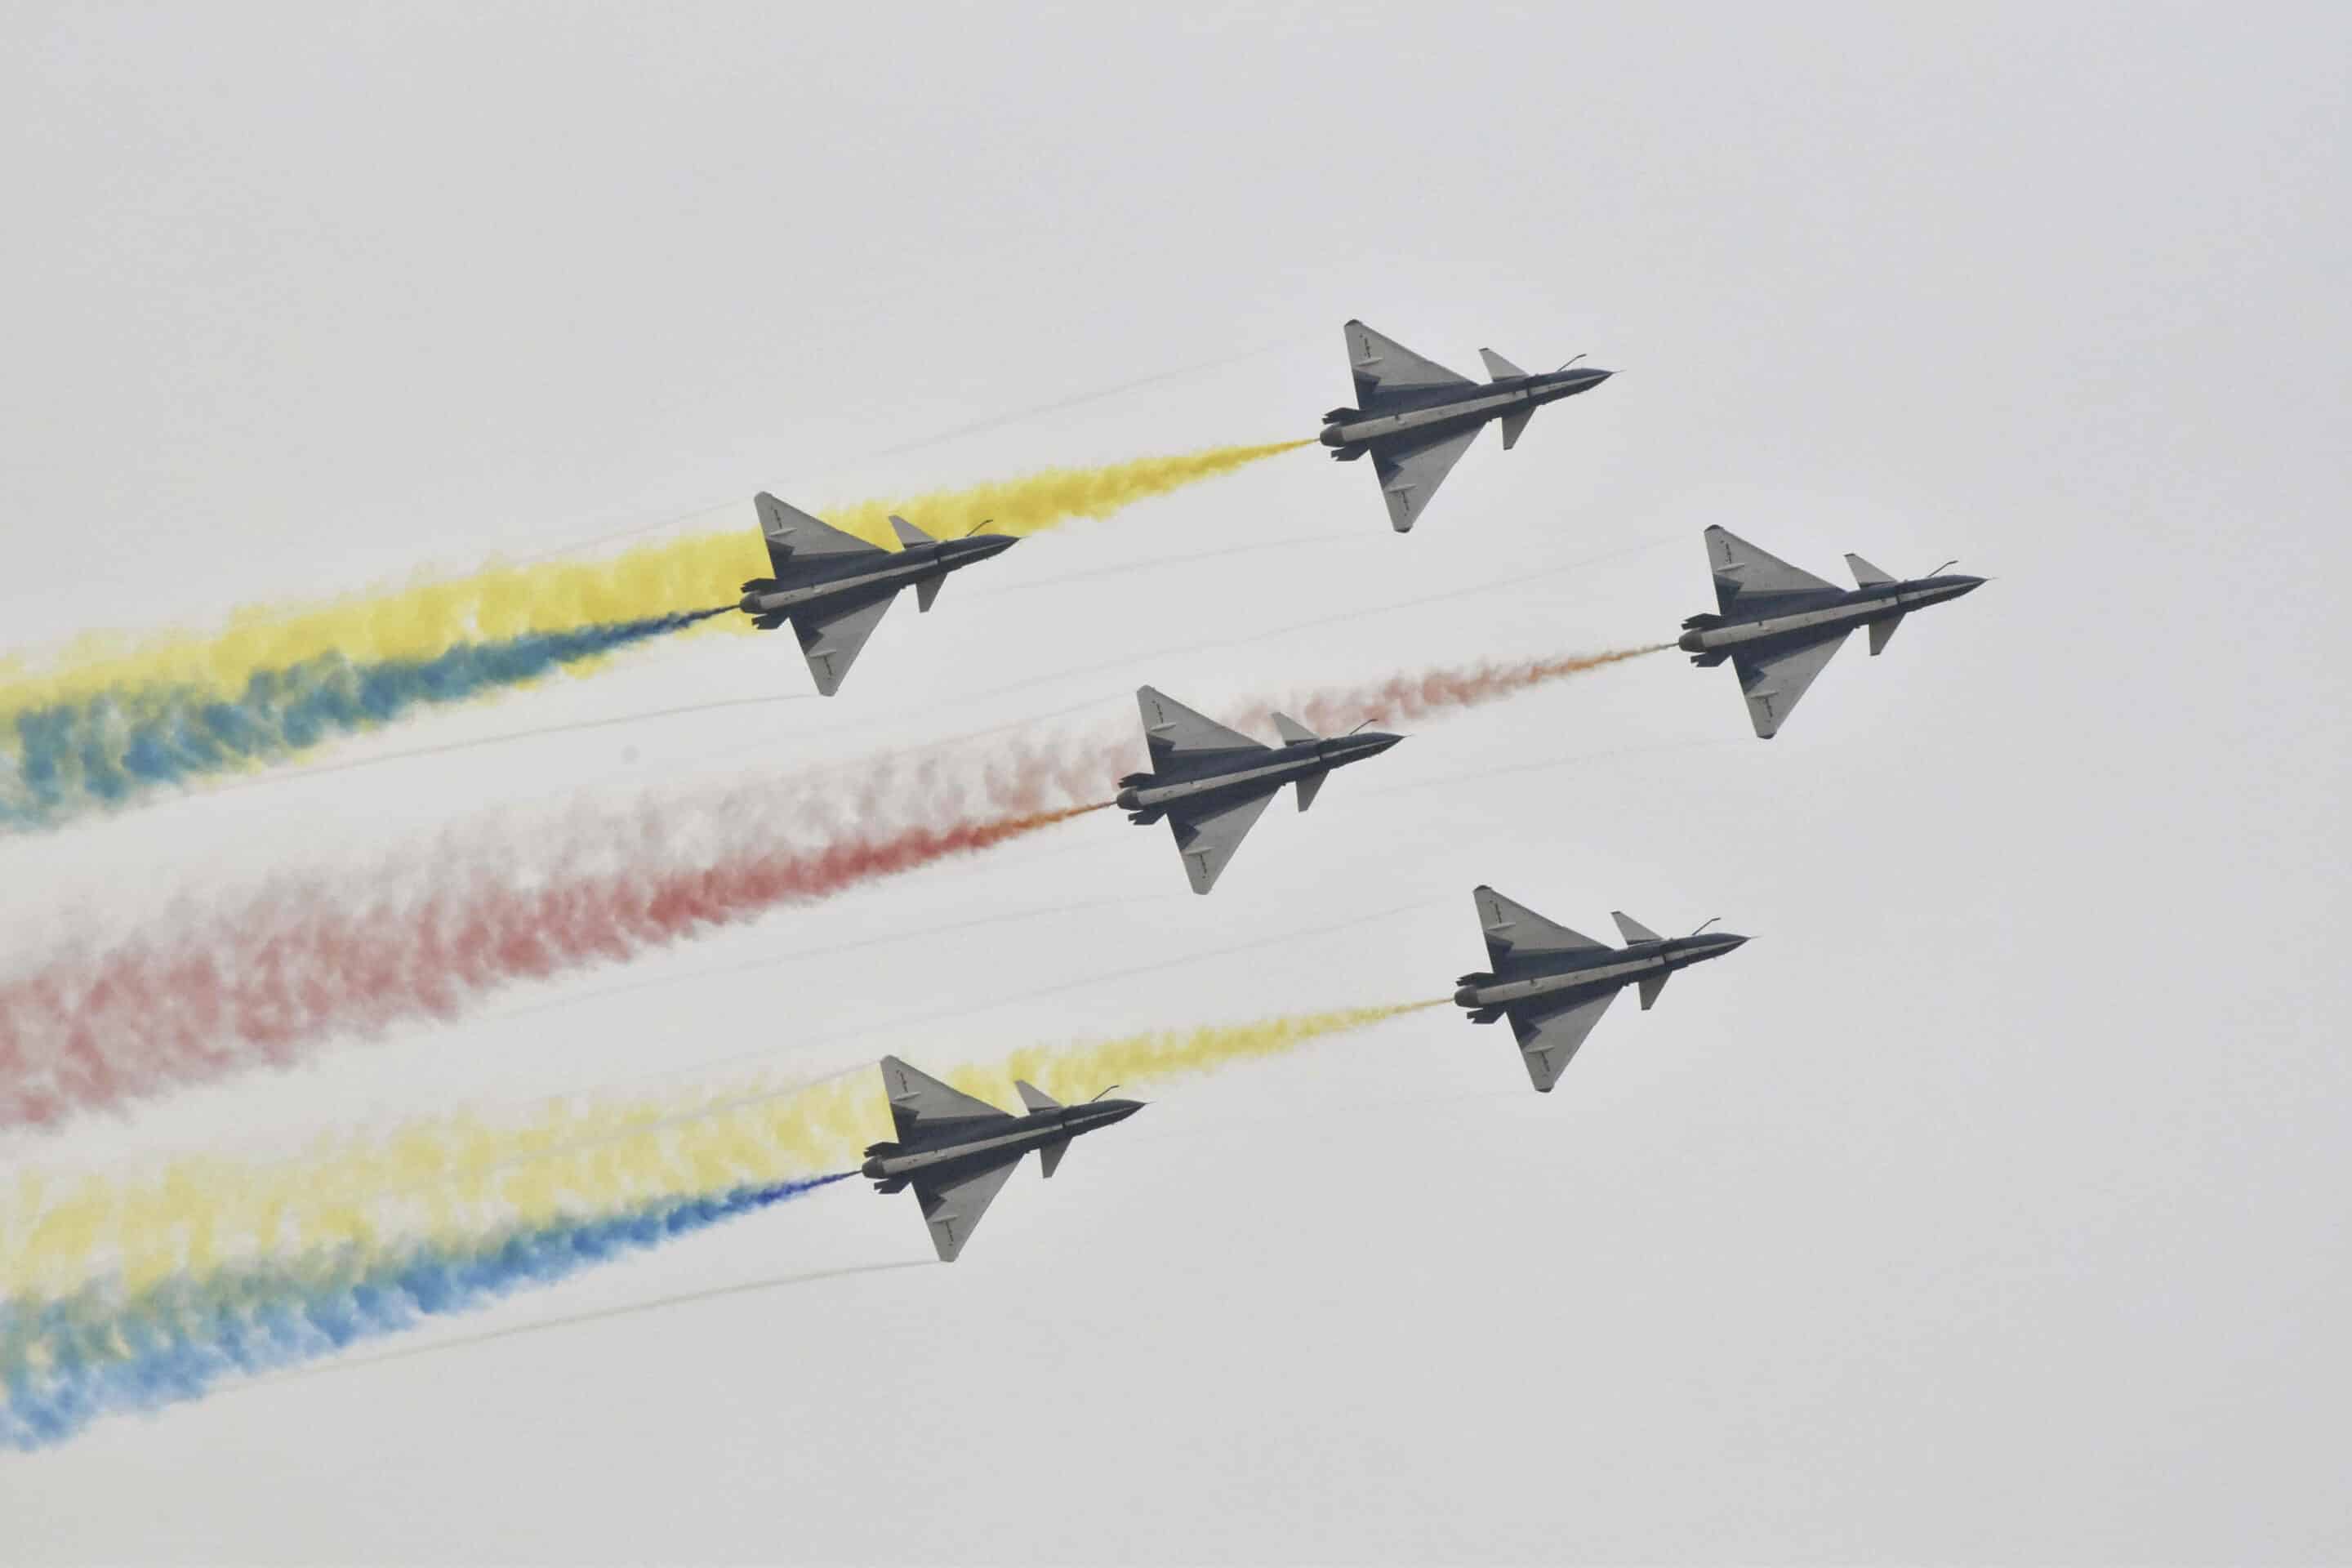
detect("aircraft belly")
(1135, 759), (1310, 808)
(1338, 397), (1511, 447)
(1477, 955), (1661, 1004)
(880, 1125), (1049, 1177)
(755, 560), (930, 614)
(1700, 602), (1873, 648)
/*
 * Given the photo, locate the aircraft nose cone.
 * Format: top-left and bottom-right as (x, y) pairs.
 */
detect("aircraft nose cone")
(1367, 732), (1405, 755)
(1106, 1100), (1143, 1125)
(1953, 574), (1986, 594)
(978, 533), (1018, 557)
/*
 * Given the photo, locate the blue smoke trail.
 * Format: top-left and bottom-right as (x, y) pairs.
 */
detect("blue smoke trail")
(0, 1172), (848, 1450)
(0, 608), (728, 831)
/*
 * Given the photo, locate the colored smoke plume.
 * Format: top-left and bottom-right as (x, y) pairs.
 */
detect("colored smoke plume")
(0, 609), (728, 833)
(1241, 644), (1674, 737)
(0, 440), (1308, 726)
(0, 803), (1107, 1131)
(0, 644), (1650, 1134)
(856, 643), (1677, 825)
(0, 1174), (848, 1451)
(0, 1000), (1428, 1446)
(4, 1001), (1435, 1305)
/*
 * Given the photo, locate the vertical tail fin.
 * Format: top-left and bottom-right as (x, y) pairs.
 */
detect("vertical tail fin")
(1611, 911), (1664, 945)
(1846, 553), (1895, 588)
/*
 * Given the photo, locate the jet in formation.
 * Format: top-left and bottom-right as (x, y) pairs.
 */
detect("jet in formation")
(1116, 686), (1402, 893)
(1318, 318), (1615, 532)
(737, 492), (1018, 694)
(1680, 525), (1984, 738)
(1453, 886), (1748, 1092)
(862, 1056), (1143, 1262)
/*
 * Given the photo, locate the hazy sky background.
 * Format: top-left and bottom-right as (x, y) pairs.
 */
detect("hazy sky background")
(4, 2), (2348, 1562)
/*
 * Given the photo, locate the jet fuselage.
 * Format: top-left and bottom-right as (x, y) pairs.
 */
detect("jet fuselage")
(738, 533), (1016, 622)
(1115, 732), (1401, 813)
(1454, 932), (1749, 1013)
(1678, 573), (1983, 657)
(862, 1098), (1141, 1187)
(1319, 367), (1613, 453)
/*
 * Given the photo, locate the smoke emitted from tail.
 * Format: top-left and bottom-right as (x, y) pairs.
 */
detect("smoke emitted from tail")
(0, 1173), (847, 1451)
(1237, 644), (1675, 737)
(0, 440), (1309, 728)
(851, 644), (1678, 826)
(0, 803), (1107, 1130)
(0, 609), (728, 833)
(0, 642), (1655, 1132)
(986, 998), (1446, 1106)
(5, 1000), (1432, 1306)
(820, 440), (1312, 545)
(0, 998), (1425, 1445)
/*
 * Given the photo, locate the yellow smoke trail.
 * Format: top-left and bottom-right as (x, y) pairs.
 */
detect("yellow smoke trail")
(1, 996), (1435, 1303)
(0, 439), (1310, 725)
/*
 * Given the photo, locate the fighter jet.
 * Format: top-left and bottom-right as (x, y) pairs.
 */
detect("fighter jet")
(861, 1056), (1143, 1262)
(1115, 686), (1402, 893)
(1453, 886), (1748, 1092)
(1318, 319), (1614, 532)
(736, 492), (1018, 694)
(1679, 525), (1985, 738)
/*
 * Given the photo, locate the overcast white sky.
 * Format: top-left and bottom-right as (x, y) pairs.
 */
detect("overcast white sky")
(3, 2), (2349, 1562)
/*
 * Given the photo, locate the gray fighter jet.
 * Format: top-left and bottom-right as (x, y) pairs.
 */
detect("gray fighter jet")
(1679, 525), (1984, 738)
(861, 1056), (1143, 1262)
(736, 492), (1018, 694)
(1115, 687), (1402, 893)
(1318, 319), (1614, 532)
(1453, 886), (1748, 1092)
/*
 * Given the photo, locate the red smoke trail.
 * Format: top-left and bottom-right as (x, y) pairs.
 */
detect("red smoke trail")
(0, 804), (1102, 1129)
(0, 644), (1655, 1132)
(1236, 644), (1673, 737)
(787, 645), (1668, 828)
